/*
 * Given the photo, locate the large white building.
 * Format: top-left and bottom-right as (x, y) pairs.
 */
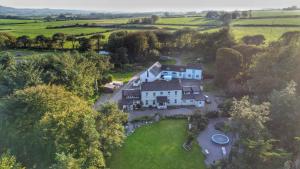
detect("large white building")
(122, 62), (205, 110)
(139, 62), (203, 83)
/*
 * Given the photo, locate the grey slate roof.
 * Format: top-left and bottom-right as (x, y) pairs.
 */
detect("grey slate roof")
(148, 62), (161, 77)
(141, 79), (182, 91)
(161, 65), (186, 72)
(182, 94), (205, 101)
(161, 63), (202, 72)
(122, 89), (140, 98)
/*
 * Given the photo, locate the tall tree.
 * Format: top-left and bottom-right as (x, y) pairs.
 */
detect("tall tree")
(96, 103), (127, 156)
(230, 97), (270, 139)
(0, 152), (24, 169)
(52, 33), (66, 49)
(91, 33), (105, 52)
(215, 48), (243, 87)
(0, 85), (105, 168)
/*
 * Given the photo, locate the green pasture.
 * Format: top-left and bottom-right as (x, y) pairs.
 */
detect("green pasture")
(232, 26), (300, 43)
(233, 17), (300, 25)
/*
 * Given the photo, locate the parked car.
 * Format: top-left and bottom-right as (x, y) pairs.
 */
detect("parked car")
(133, 79), (141, 87)
(204, 95), (211, 104)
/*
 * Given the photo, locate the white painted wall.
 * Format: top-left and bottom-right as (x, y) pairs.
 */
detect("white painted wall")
(141, 90), (182, 107)
(140, 70), (161, 83)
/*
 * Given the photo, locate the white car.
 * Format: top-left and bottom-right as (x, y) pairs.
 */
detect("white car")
(133, 79), (141, 87)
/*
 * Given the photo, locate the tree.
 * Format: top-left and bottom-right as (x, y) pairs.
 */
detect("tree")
(269, 81), (300, 151)
(91, 33), (105, 52)
(52, 33), (66, 49)
(125, 32), (149, 62)
(78, 37), (92, 52)
(111, 47), (129, 68)
(66, 35), (77, 49)
(220, 13), (232, 26)
(248, 32), (300, 98)
(35, 35), (48, 48)
(0, 152), (24, 169)
(50, 153), (83, 169)
(0, 85), (105, 168)
(96, 103), (127, 156)
(230, 97), (270, 139)
(151, 15), (160, 23)
(16, 35), (31, 48)
(215, 48), (243, 87)
(0, 33), (16, 49)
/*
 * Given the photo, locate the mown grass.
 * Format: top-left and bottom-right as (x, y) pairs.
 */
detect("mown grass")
(108, 120), (206, 169)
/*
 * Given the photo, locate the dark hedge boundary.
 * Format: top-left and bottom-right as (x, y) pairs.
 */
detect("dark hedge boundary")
(233, 24), (300, 27)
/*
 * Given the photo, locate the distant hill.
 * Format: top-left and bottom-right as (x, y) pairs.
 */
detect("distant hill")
(0, 5), (92, 16)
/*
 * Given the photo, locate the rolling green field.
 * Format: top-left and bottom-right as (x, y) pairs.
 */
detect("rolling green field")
(0, 19), (41, 24)
(108, 120), (206, 169)
(156, 16), (221, 26)
(232, 27), (300, 43)
(1, 11), (299, 45)
(251, 10), (300, 17)
(233, 17), (300, 25)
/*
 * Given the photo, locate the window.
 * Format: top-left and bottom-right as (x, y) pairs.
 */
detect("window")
(153, 92), (156, 96)
(160, 91), (163, 95)
(196, 75), (199, 78)
(146, 92), (148, 97)
(168, 91), (171, 95)
(175, 91), (177, 95)
(153, 100), (156, 105)
(145, 100), (148, 105)
(174, 99), (177, 103)
(188, 74), (191, 77)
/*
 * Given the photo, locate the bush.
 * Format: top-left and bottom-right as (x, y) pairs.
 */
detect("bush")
(131, 115), (154, 123)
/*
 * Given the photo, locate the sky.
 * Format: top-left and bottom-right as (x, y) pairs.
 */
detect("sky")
(1, 0), (300, 12)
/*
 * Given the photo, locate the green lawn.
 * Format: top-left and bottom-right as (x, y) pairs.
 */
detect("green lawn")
(108, 120), (206, 169)
(110, 70), (140, 83)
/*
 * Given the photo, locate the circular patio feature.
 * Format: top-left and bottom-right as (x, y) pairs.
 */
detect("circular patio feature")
(211, 134), (230, 145)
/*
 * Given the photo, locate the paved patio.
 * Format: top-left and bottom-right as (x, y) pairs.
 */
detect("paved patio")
(197, 118), (235, 166)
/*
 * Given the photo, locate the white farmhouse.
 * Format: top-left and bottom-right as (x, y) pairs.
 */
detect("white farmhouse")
(139, 62), (203, 83)
(122, 62), (205, 110)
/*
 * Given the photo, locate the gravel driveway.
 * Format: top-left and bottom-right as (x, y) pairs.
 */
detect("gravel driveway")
(197, 118), (235, 166)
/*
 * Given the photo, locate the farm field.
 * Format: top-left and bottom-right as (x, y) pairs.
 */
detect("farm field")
(108, 120), (206, 169)
(232, 26), (300, 43)
(156, 16), (221, 26)
(232, 18), (300, 26)
(0, 19), (41, 24)
(251, 10), (300, 17)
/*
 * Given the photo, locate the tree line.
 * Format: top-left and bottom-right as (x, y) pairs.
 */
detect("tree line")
(211, 31), (300, 169)
(0, 51), (128, 168)
(0, 32), (106, 52)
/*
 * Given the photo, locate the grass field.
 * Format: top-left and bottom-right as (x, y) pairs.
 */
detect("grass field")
(156, 17), (221, 26)
(233, 17), (300, 26)
(232, 26), (300, 43)
(0, 19), (41, 24)
(251, 10), (300, 17)
(108, 120), (206, 169)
